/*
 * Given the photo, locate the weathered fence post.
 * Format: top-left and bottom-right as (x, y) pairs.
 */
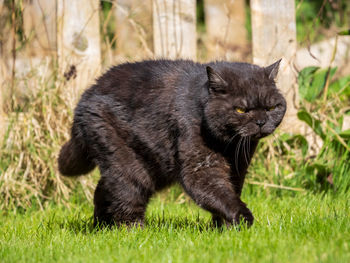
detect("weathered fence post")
(23, 0), (56, 56)
(251, 0), (300, 133)
(153, 0), (197, 59)
(204, 0), (247, 61)
(57, 0), (101, 105)
(0, 64), (4, 139)
(0, 1), (4, 135)
(114, 0), (153, 61)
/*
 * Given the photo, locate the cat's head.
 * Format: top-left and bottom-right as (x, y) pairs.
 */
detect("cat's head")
(203, 60), (286, 142)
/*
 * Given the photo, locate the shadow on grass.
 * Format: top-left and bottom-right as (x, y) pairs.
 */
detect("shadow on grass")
(146, 215), (214, 232)
(55, 215), (97, 234)
(49, 214), (232, 234)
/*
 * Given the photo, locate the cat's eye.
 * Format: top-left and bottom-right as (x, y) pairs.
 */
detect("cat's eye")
(235, 107), (246, 114)
(268, 106), (276, 111)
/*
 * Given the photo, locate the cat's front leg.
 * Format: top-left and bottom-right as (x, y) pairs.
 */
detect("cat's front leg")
(212, 214), (231, 228)
(209, 198), (253, 228)
(179, 143), (254, 227)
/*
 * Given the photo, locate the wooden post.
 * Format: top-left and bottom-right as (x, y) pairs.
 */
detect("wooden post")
(114, 0), (153, 61)
(0, 8), (5, 138)
(23, 0), (57, 56)
(0, 64), (4, 139)
(0, 1), (4, 132)
(251, 0), (300, 133)
(204, 0), (247, 61)
(153, 0), (197, 59)
(57, 0), (101, 106)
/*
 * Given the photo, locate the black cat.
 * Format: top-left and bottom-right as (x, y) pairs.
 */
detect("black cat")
(58, 59), (286, 228)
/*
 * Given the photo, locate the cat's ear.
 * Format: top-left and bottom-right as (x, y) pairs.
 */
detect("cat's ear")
(265, 59), (282, 80)
(206, 66), (228, 93)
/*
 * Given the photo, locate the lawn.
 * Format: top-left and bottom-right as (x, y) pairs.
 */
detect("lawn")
(1, 186), (349, 263)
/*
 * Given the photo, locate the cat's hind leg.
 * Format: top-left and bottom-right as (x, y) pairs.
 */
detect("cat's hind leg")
(93, 167), (153, 228)
(92, 138), (155, 228)
(76, 104), (155, 228)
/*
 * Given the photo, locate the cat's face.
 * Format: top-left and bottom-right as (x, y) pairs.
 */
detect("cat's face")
(204, 60), (286, 142)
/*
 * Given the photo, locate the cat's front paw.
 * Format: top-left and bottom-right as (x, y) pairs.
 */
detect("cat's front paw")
(233, 203), (254, 227)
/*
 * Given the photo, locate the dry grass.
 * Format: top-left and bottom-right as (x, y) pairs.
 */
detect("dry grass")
(0, 60), (96, 211)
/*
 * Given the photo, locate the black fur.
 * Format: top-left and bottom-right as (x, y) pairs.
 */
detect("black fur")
(58, 59), (286, 227)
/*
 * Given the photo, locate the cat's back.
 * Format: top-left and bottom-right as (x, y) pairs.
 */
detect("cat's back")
(93, 59), (202, 97)
(76, 59), (204, 137)
(76, 59), (205, 128)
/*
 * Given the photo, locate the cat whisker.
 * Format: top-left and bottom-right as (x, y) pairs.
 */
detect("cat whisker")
(248, 136), (251, 156)
(243, 137), (249, 166)
(224, 133), (239, 153)
(235, 137), (243, 176)
(243, 137), (246, 165)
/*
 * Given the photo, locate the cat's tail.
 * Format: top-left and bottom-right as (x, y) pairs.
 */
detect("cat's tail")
(58, 138), (96, 176)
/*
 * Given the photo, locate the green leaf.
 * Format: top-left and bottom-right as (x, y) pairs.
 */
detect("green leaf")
(298, 66), (319, 102)
(298, 67), (337, 102)
(297, 109), (326, 140)
(338, 129), (350, 140)
(329, 76), (350, 98)
(297, 110), (313, 127)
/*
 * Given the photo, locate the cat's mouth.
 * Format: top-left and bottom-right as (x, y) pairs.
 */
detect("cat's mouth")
(253, 131), (270, 139)
(235, 124), (274, 140)
(242, 128), (271, 140)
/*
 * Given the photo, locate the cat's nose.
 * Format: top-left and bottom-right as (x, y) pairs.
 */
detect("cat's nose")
(256, 119), (266, 127)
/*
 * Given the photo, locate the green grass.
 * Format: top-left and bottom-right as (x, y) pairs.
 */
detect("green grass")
(1, 187), (350, 263)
